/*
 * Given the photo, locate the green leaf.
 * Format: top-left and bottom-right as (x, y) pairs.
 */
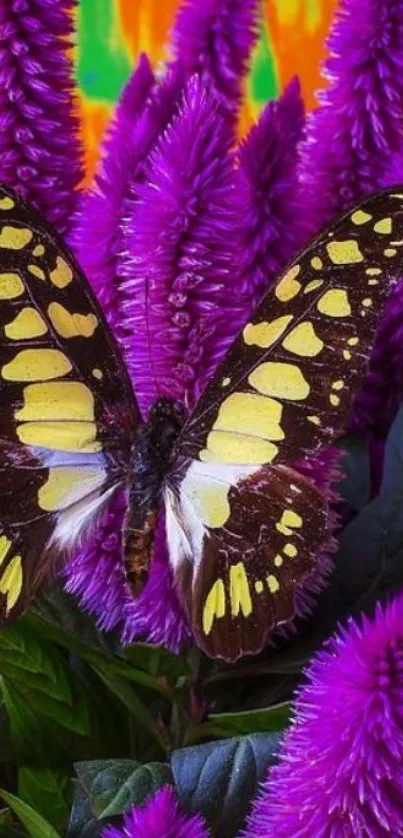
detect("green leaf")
(0, 623), (90, 736)
(0, 789), (60, 838)
(207, 702), (291, 736)
(122, 643), (190, 680)
(67, 759), (172, 837)
(19, 768), (72, 833)
(171, 733), (281, 837)
(335, 434), (370, 510)
(91, 667), (169, 754)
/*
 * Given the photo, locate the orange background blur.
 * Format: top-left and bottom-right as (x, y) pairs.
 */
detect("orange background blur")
(75, 0), (339, 182)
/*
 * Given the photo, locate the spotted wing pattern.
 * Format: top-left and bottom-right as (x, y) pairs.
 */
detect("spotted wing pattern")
(0, 184), (139, 624)
(167, 188), (403, 661)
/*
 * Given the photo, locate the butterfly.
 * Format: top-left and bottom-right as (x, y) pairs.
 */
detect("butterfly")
(0, 182), (400, 662)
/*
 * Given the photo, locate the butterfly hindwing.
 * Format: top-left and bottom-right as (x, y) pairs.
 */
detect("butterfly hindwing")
(167, 461), (329, 660)
(167, 188), (403, 660)
(0, 184), (139, 622)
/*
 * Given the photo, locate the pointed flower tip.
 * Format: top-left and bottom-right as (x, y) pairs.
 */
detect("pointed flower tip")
(243, 592), (403, 837)
(101, 786), (209, 838)
(171, 0), (259, 116)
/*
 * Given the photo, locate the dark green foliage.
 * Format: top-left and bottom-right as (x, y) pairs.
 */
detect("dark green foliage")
(2, 412), (403, 835)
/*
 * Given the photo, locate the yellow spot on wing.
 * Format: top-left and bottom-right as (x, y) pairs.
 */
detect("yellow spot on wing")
(214, 392), (284, 441)
(230, 562), (252, 617)
(343, 350), (351, 360)
(326, 240), (364, 264)
(366, 268), (382, 276)
(310, 256), (323, 270)
(362, 298), (372, 307)
(332, 380), (344, 390)
(304, 279), (324, 294)
(384, 248), (397, 258)
(15, 381), (95, 422)
(2, 349), (72, 381)
(92, 368), (103, 380)
(267, 574), (279, 594)
(330, 394), (340, 406)
(347, 337), (359, 346)
(0, 226), (32, 249)
(5, 308), (47, 340)
(0, 273), (24, 299)
(317, 288), (351, 317)
(243, 315), (293, 348)
(276, 509), (302, 536)
(33, 244), (44, 257)
(0, 555), (22, 612)
(38, 466), (106, 511)
(255, 580), (264, 592)
(0, 197), (14, 210)
(28, 264), (46, 280)
(282, 321), (324, 357)
(249, 362), (310, 400)
(374, 217), (392, 234)
(307, 415), (321, 425)
(274, 555), (283, 567)
(50, 257), (73, 288)
(201, 431), (278, 465)
(351, 209), (372, 225)
(17, 420), (100, 453)
(0, 536), (11, 566)
(48, 302), (98, 339)
(185, 476), (230, 527)
(283, 543), (297, 558)
(275, 265), (301, 302)
(203, 578), (225, 634)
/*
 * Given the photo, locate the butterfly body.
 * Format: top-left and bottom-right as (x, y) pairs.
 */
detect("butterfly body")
(0, 182), (401, 661)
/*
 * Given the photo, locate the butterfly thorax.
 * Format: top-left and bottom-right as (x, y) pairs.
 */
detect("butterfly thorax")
(123, 397), (185, 592)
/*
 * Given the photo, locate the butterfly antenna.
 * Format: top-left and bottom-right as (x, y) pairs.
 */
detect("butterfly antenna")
(143, 269), (163, 406)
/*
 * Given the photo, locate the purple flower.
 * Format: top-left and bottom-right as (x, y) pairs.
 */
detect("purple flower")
(0, 0), (82, 234)
(242, 594), (403, 837)
(170, 0), (259, 122)
(101, 786), (209, 838)
(69, 53), (155, 330)
(299, 0), (403, 236)
(237, 77), (305, 305)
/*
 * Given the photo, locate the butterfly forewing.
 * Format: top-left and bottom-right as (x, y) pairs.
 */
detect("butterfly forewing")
(0, 184), (140, 622)
(178, 189), (403, 466)
(167, 188), (403, 661)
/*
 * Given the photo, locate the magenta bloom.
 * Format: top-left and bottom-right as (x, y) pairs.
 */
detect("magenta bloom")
(0, 0), (82, 233)
(171, 0), (258, 122)
(101, 786), (209, 838)
(243, 595), (403, 837)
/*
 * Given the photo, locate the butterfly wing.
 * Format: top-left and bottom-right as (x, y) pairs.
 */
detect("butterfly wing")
(166, 187), (403, 660)
(0, 183), (140, 623)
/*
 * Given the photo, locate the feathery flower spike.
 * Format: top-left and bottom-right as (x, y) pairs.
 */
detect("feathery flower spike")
(101, 786), (209, 838)
(242, 594), (403, 837)
(0, 0), (83, 233)
(171, 0), (259, 123)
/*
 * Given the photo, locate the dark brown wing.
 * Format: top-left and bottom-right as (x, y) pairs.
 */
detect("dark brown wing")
(166, 187), (403, 661)
(166, 462), (328, 661)
(0, 183), (140, 624)
(176, 188), (403, 466)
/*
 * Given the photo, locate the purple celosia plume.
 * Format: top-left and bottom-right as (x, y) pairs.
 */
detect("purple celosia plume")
(101, 786), (209, 838)
(118, 74), (247, 415)
(170, 0), (259, 123)
(299, 0), (403, 234)
(237, 77), (305, 304)
(243, 594), (403, 837)
(298, 0), (403, 440)
(69, 53), (155, 330)
(0, 0), (82, 233)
